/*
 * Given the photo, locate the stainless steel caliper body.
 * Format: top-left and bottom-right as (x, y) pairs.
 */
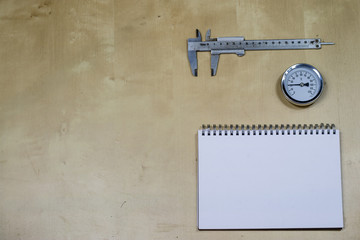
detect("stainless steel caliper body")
(187, 29), (334, 76)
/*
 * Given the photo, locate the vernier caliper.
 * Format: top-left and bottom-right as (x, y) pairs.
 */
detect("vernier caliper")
(187, 29), (334, 76)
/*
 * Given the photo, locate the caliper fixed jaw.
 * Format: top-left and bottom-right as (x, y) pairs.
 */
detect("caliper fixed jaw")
(187, 29), (202, 76)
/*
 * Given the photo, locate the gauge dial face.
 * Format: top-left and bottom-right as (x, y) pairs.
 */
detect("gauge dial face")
(281, 64), (324, 106)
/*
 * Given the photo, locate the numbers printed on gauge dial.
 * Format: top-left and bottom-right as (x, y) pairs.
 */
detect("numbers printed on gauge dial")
(281, 64), (324, 106)
(286, 70), (318, 99)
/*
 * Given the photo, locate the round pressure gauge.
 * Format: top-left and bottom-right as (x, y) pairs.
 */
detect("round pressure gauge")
(281, 63), (324, 106)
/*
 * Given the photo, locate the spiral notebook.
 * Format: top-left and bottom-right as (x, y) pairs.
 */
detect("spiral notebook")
(198, 124), (343, 229)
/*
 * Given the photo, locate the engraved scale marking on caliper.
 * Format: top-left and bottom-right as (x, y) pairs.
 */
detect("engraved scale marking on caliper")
(187, 29), (334, 76)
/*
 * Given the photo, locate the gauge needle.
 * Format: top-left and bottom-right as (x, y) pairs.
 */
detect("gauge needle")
(288, 82), (309, 87)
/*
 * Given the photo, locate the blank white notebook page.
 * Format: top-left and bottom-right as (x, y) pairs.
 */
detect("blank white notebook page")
(198, 127), (343, 229)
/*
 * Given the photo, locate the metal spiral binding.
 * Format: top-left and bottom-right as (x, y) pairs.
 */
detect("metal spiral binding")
(200, 124), (337, 136)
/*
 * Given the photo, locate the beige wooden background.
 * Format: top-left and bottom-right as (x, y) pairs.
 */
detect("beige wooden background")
(1, 0), (359, 239)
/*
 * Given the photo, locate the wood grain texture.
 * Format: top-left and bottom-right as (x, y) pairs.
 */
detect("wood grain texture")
(0, 0), (359, 239)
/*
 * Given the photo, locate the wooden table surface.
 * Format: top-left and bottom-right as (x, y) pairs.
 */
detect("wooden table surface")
(1, 0), (359, 239)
